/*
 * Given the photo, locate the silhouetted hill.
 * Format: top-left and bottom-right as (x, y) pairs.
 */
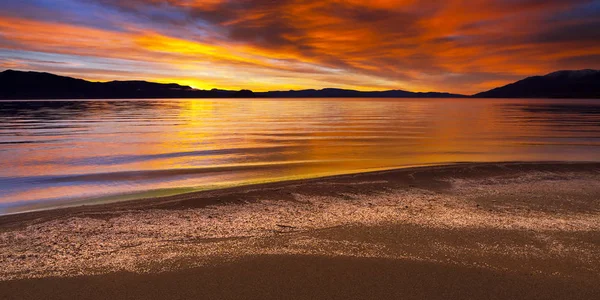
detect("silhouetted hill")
(475, 70), (600, 98)
(0, 70), (248, 99)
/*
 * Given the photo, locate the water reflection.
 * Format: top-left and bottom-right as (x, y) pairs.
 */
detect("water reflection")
(1, 98), (599, 214)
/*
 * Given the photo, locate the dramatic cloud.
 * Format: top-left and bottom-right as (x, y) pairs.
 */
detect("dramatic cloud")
(1, 0), (599, 93)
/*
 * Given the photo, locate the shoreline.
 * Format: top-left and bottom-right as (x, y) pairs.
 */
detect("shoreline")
(1, 161), (595, 224)
(0, 162), (444, 218)
(1, 161), (600, 299)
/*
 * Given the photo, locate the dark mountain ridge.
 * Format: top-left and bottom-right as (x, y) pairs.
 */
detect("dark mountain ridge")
(255, 88), (464, 98)
(475, 69), (600, 98)
(1, 69), (598, 99)
(0, 70), (246, 99)
(0, 70), (464, 99)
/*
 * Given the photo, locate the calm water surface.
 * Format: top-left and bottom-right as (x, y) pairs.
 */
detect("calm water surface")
(1, 98), (599, 214)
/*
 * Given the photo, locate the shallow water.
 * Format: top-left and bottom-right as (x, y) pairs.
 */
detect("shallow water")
(1, 98), (599, 214)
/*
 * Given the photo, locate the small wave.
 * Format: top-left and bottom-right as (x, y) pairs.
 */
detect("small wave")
(0, 139), (63, 145)
(17, 160), (330, 184)
(61, 145), (304, 166)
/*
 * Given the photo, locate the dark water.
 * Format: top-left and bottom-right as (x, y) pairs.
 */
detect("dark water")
(1, 98), (599, 214)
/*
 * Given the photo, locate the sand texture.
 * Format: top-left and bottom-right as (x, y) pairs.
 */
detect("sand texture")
(1, 162), (599, 299)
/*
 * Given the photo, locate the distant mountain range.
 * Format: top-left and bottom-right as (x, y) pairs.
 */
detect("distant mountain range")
(254, 89), (465, 98)
(1, 69), (598, 99)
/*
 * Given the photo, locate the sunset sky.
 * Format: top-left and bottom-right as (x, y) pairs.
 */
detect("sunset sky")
(1, 0), (599, 94)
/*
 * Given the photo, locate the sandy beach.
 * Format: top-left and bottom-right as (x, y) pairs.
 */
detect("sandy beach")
(1, 162), (600, 299)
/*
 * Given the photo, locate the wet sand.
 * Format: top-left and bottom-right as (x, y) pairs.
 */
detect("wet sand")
(1, 162), (600, 299)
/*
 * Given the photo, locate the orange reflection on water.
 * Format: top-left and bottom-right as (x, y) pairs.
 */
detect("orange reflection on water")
(1, 98), (599, 213)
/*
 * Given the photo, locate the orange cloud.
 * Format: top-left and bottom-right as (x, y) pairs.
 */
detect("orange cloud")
(1, 0), (598, 94)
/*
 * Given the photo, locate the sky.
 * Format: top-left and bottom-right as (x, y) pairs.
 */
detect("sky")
(0, 0), (599, 94)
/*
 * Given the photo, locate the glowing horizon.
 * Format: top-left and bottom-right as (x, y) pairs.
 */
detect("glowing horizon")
(1, 0), (599, 94)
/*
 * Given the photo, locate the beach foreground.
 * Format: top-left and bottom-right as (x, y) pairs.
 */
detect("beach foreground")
(1, 162), (600, 299)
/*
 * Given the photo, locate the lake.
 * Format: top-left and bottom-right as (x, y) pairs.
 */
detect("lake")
(1, 98), (599, 214)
